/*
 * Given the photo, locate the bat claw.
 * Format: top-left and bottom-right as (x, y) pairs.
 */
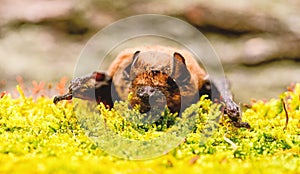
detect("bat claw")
(53, 93), (72, 104)
(223, 99), (251, 129)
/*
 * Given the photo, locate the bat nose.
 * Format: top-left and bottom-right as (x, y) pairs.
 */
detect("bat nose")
(137, 86), (156, 99)
(136, 86), (167, 115)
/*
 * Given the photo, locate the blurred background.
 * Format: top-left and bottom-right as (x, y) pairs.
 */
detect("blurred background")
(0, 0), (300, 103)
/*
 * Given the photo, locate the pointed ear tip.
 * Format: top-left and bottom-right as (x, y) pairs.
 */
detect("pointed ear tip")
(173, 52), (180, 56)
(133, 50), (140, 59)
(173, 52), (185, 58)
(173, 52), (186, 64)
(132, 50), (141, 65)
(134, 50), (141, 54)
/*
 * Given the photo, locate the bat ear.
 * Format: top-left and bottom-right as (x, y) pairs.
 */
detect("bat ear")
(131, 50), (141, 68)
(173, 52), (186, 65)
(132, 50), (140, 62)
(172, 52), (191, 83)
(123, 50), (140, 80)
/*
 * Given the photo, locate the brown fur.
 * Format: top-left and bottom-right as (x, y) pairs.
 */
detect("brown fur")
(108, 46), (207, 103)
(54, 45), (250, 128)
(129, 70), (181, 113)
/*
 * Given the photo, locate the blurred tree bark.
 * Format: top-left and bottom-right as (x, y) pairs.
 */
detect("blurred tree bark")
(184, 3), (300, 65)
(1, 0), (300, 66)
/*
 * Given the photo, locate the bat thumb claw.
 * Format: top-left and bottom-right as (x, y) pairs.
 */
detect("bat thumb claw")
(53, 93), (72, 104)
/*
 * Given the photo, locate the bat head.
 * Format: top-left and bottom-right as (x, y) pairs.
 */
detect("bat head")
(126, 50), (195, 114)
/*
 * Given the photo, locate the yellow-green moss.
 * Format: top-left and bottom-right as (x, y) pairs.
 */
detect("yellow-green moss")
(0, 84), (299, 173)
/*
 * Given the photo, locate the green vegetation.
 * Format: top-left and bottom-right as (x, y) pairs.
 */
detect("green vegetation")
(0, 83), (299, 173)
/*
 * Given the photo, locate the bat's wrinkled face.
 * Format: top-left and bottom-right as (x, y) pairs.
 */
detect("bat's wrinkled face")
(130, 70), (181, 114)
(127, 51), (193, 115)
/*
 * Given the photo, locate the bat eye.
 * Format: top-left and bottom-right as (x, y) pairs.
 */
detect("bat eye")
(151, 70), (160, 75)
(137, 86), (158, 99)
(137, 87), (145, 96)
(149, 88), (155, 93)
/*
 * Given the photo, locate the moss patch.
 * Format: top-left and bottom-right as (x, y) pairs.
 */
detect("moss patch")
(0, 83), (299, 173)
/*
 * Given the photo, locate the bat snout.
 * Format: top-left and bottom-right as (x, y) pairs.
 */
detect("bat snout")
(137, 86), (157, 100)
(134, 86), (167, 114)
